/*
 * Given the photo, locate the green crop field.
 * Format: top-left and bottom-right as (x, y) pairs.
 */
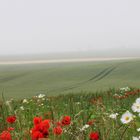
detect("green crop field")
(0, 59), (140, 99)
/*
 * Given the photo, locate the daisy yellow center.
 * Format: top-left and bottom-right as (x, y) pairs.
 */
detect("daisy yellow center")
(125, 117), (130, 121)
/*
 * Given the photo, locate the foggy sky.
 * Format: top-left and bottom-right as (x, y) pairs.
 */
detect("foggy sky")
(0, 0), (140, 56)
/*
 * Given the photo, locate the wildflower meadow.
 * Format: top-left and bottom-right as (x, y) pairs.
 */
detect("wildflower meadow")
(0, 87), (140, 140)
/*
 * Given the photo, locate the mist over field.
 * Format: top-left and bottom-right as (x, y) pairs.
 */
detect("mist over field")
(0, 47), (140, 62)
(0, 0), (140, 61)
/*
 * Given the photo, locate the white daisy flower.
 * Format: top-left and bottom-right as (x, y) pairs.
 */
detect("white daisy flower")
(120, 87), (130, 92)
(136, 98), (140, 104)
(133, 136), (140, 140)
(137, 128), (140, 132)
(23, 99), (28, 103)
(76, 102), (81, 105)
(20, 106), (24, 110)
(109, 113), (118, 119)
(132, 102), (140, 113)
(125, 87), (130, 91)
(5, 100), (11, 106)
(120, 111), (133, 124)
(80, 124), (90, 131)
(39, 103), (44, 107)
(38, 94), (46, 98)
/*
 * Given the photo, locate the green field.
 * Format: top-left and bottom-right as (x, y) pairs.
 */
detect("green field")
(0, 59), (140, 99)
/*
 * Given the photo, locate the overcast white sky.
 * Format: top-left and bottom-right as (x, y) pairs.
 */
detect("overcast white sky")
(0, 0), (140, 56)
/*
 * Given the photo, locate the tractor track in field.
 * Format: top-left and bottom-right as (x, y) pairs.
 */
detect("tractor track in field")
(94, 66), (117, 82)
(48, 65), (118, 93)
(59, 66), (117, 91)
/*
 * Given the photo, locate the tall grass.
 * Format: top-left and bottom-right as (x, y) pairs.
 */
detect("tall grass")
(0, 87), (140, 139)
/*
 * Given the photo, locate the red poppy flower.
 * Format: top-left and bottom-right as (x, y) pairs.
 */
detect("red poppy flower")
(31, 131), (43, 140)
(33, 117), (42, 126)
(89, 132), (99, 140)
(39, 119), (50, 130)
(6, 116), (16, 124)
(7, 127), (14, 131)
(31, 118), (50, 139)
(53, 126), (63, 135)
(0, 131), (12, 140)
(61, 116), (71, 126)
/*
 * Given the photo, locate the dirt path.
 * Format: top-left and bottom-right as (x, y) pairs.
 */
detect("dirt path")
(0, 57), (139, 65)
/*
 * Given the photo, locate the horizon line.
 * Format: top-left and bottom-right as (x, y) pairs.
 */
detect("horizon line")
(0, 57), (139, 65)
